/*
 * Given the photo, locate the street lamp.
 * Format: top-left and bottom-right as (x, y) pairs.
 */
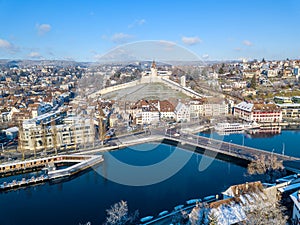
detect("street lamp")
(229, 140), (232, 153)
(242, 135), (245, 146)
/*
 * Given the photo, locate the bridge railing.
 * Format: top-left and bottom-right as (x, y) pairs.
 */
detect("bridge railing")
(164, 132), (297, 162)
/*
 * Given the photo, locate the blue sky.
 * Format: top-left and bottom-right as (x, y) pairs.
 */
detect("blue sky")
(0, 0), (300, 62)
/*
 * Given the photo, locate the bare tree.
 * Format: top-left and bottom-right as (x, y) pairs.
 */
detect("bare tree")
(208, 211), (218, 225)
(243, 190), (288, 225)
(104, 200), (139, 225)
(105, 200), (128, 225)
(247, 154), (286, 183)
(188, 203), (210, 225)
(172, 210), (189, 225)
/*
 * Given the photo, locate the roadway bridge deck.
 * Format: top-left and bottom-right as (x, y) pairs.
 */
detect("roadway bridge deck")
(163, 132), (300, 173)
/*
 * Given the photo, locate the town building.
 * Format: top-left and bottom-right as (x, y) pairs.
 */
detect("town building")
(129, 100), (160, 125)
(234, 101), (282, 123)
(292, 96), (300, 103)
(189, 181), (278, 225)
(274, 96), (292, 104)
(276, 103), (300, 119)
(202, 102), (228, 117)
(175, 102), (190, 122)
(189, 100), (204, 120)
(159, 100), (175, 120)
(20, 116), (95, 151)
(290, 190), (300, 224)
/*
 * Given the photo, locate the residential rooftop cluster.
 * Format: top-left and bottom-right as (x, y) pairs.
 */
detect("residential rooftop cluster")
(1, 58), (300, 154)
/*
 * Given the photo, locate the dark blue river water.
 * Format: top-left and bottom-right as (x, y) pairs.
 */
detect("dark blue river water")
(0, 130), (298, 225)
(199, 130), (300, 157)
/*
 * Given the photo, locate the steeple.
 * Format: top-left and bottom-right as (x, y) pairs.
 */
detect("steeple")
(150, 60), (158, 77)
(151, 60), (156, 69)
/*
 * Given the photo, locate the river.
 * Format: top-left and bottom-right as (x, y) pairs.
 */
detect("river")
(0, 130), (298, 225)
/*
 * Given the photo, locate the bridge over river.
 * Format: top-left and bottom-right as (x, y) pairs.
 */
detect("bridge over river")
(162, 132), (300, 174)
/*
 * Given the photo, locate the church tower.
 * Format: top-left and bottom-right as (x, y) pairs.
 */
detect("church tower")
(151, 60), (158, 77)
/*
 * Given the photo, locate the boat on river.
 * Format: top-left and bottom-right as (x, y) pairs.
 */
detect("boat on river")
(174, 204), (184, 211)
(215, 122), (260, 133)
(186, 198), (201, 204)
(140, 216), (154, 223)
(0, 175), (49, 192)
(158, 210), (168, 217)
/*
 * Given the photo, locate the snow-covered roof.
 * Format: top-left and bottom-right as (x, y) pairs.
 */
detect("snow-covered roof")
(210, 202), (247, 225)
(4, 126), (18, 133)
(206, 182), (266, 225)
(278, 183), (300, 193)
(290, 190), (300, 210)
(234, 101), (254, 112)
(222, 181), (264, 198)
(277, 103), (300, 108)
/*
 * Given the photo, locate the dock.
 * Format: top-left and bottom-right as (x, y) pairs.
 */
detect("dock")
(0, 154), (103, 176)
(0, 154), (104, 192)
(0, 175), (49, 191)
(47, 155), (103, 180)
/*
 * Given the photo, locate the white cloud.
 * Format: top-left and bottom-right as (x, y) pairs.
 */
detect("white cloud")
(128, 19), (146, 28)
(111, 33), (133, 43)
(202, 54), (209, 59)
(0, 39), (12, 49)
(37, 24), (52, 35)
(0, 38), (19, 53)
(28, 51), (42, 59)
(243, 40), (253, 46)
(182, 36), (202, 45)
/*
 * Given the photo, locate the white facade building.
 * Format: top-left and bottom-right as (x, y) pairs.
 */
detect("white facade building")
(277, 103), (300, 119)
(21, 117), (95, 151)
(141, 108), (160, 124)
(189, 100), (203, 119)
(175, 102), (190, 122)
(180, 75), (186, 87)
(159, 100), (175, 119)
(202, 103), (228, 117)
(234, 101), (282, 123)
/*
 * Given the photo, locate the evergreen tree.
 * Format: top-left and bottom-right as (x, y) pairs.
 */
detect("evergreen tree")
(218, 63), (225, 74)
(250, 74), (256, 89)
